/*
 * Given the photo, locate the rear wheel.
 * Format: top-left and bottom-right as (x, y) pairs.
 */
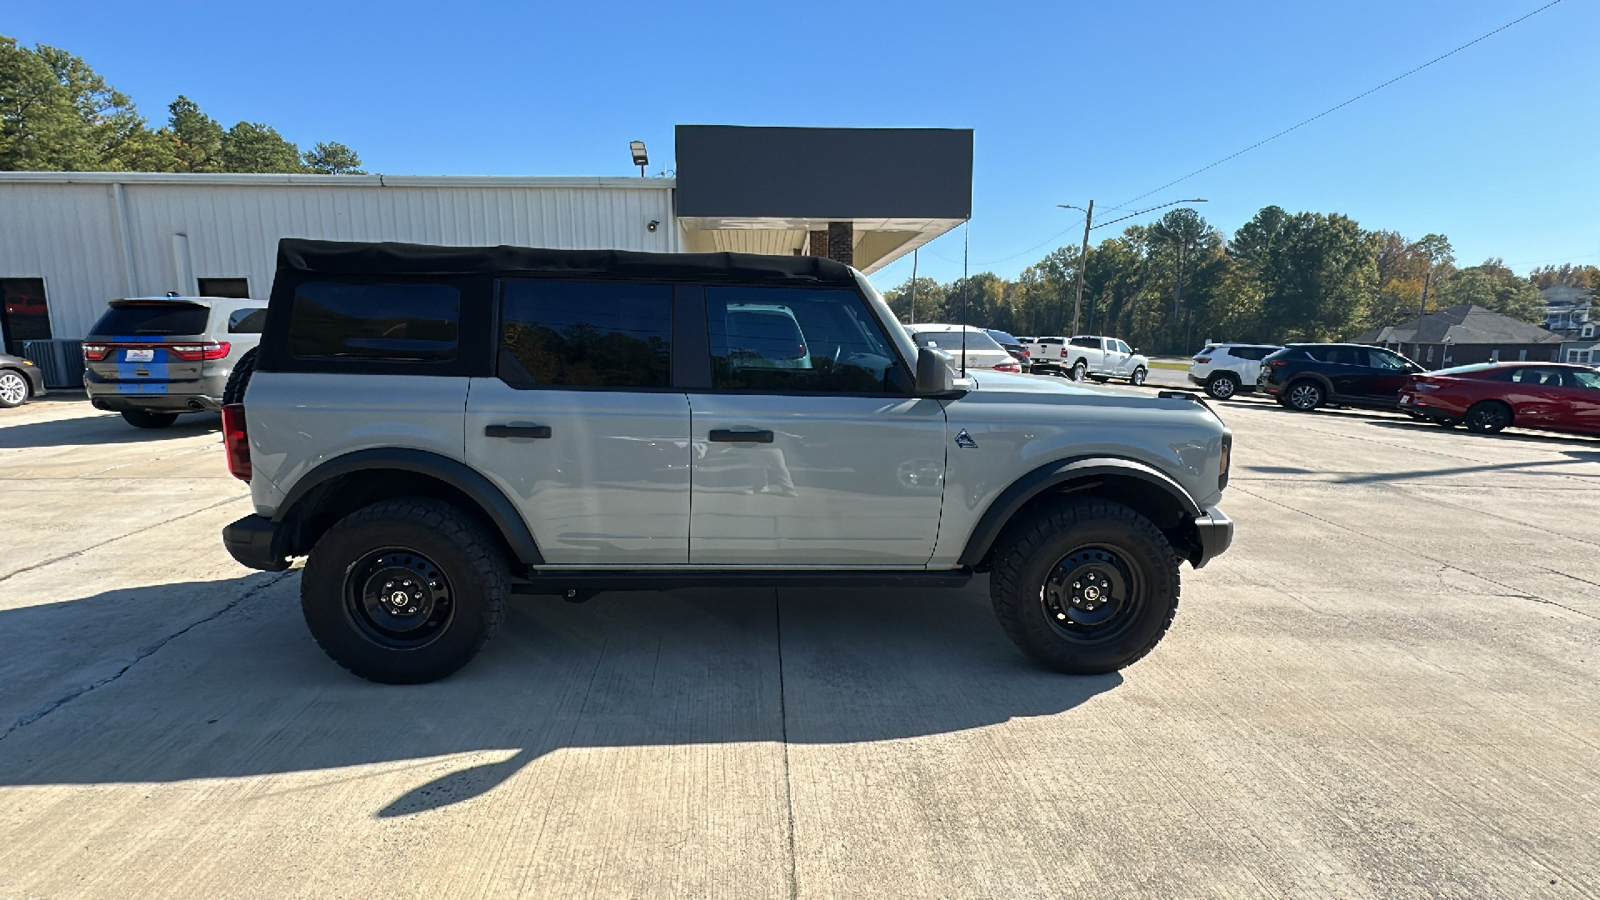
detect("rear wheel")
(1464, 400), (1512, 435)
(989, 497), (1180, 674)
(1285, 380), (1323, 412)
(0, 370), (28, 408)
(301, 497), (507, 684)
(121, 410), (179, 428)
(1204, 372), (1239, 400)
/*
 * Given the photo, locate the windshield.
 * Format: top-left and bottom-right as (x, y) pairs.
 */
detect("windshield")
(854, 272), (920, 368)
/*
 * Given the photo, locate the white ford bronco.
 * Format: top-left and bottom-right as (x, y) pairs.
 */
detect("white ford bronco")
(222, 240), (1233, 683)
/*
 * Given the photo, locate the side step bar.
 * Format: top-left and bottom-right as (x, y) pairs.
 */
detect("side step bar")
(510, 568), (973, 596)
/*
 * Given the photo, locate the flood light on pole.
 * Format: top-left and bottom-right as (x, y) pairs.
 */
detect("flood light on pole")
(630, 141), (648, 177)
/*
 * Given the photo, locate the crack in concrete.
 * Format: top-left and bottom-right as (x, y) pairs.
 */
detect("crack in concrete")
(774, 588), (799, 900)
(1231, 485), (1600, 624)
(0, 495), (243, 584)
(0, 570), (295, 744)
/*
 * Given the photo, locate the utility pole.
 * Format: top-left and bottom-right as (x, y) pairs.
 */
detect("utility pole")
(1071, 199), (1093, 335)
(1418, 266), (1434, 321)
(909, 249), (918, 323)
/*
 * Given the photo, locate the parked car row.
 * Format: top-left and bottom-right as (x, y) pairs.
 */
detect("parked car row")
(1187, 339), (1600, 439)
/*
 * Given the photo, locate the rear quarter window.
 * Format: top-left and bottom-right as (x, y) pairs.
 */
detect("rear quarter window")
(227, 308), (268, 334)
(289, 282), (460, 362)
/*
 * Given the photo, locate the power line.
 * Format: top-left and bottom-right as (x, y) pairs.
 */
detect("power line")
(1114, 0), (1567, 208)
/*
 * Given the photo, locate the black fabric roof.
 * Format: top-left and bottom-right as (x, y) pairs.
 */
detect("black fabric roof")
(275, 238), (860, 286)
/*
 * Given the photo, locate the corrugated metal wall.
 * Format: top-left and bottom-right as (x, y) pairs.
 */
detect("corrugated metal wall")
(0, 176), (676, 341)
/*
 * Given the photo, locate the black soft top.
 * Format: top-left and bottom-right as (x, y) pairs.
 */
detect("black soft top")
(275, 238), (861, 286)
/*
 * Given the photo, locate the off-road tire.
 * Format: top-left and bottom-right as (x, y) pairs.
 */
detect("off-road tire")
(223, 347), (257, 405)
(1285, 380), (1324, 412)
(989, 497), (1180, 674)
(1464, 400), (1512, 435)
(1205, 372), (1239, 400)
(121, 410), (179, 428)
(301, 497), (508, 684)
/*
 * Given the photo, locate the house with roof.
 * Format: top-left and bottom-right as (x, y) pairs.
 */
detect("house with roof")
(1542, 284), (1595, 340)
(1353, 304), (1564, 370)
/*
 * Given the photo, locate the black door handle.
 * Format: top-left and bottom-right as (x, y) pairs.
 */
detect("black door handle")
(709, 429), (774, 443)
(485, 424), (552, 439)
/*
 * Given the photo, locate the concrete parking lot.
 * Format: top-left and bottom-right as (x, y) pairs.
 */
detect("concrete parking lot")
(2, 387), (1597, 899)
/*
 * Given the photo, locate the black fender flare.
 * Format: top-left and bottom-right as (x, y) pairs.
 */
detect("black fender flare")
(957, 456), (1202, 567)
(276, 448), (543, 564)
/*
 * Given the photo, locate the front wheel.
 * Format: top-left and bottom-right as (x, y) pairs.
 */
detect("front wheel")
(0, 370), (28, 408)
(1128, 367), (1147, 386)
(121, 410), (179, 428)
(301, 497), (508, 683)
(1464, 401), (1512, 435)
(989, 497), (1180, 674)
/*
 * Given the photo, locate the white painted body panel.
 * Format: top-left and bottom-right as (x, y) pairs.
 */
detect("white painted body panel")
(244, 373), (469, 518)
(687, 394), (947, 566)
(464, 379), (691, 565)
(928, 372), (1227, 567)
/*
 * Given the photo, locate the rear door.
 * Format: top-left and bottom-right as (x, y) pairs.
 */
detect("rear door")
(85, 300), (212, 394)
(465, 280), (692, 565)
(688, 285), (946, 566)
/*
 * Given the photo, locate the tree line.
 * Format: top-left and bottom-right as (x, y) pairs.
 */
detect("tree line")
(886, 206), (1598, 355)
(1, 35), (364, 174)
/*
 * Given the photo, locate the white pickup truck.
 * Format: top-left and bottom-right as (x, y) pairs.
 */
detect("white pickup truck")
(1059, 335), (1149, 385)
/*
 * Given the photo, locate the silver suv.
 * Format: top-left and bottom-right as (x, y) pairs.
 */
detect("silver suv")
(84, 296), (266, 428)
(221, 240), (1233, 684)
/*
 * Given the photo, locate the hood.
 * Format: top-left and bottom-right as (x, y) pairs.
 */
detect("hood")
(956, 370), (1213, 412)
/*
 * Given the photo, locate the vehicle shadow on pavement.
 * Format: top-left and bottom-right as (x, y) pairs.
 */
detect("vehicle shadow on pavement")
(0, 411), (220, 448)
(1366, 418), (1600, 448)
(0, 575), (1121, 819)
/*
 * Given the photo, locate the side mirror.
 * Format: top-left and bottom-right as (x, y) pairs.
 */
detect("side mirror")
(916, 346), (955, 395)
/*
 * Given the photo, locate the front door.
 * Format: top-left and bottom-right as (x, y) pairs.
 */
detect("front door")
(1361, 348), (1415, 405)
(688, 285), (947, 566)
(465, 279), (691, 565)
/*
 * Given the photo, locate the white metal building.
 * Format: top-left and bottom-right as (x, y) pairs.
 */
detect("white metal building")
(0, 126), (972, 384)
(0, 172), (678, 347)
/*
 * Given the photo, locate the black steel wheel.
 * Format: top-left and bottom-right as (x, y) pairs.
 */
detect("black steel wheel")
(1285, 380), (1323, 412)
(1464, 400), (1512, 435)
(1205, 373), (1238, 400)
(989, 497), (1180, 674)
(302, 497), (507, 684)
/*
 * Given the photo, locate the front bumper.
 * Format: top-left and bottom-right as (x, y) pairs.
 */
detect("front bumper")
(223, 514), (293, 572)
(1190, 506), (1233, 568)
(21, 365), (48, 397)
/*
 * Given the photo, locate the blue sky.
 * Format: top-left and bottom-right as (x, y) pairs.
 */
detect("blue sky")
(9, 0), (1597, 289)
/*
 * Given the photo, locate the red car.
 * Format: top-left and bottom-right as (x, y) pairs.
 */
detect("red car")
(1399, 362), (1600, 435)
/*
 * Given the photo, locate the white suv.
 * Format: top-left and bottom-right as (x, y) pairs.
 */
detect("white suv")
(1187, 344), (1284, 400)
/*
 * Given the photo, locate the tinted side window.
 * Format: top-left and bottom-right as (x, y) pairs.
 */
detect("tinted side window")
(290, 282), (459, 362)
(228, 308), (267, 334)
(1069, 337), (1097, 348)
(706, 287), (906, 393)
(1368, 349), (1407, 370)
(498, 281), (671, 388)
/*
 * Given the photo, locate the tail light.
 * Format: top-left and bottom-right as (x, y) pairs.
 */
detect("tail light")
(168, 342), (231, 361)
(1194, 356), (1212, 364)
(1219, 433), (1232, 490)
(1018, 349), (1030, 357)
(84, 344), (112, 361)
(994, 362), (1021, 373)
(1059, 347), (1067, 357)
(222, 403), (251, 481)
